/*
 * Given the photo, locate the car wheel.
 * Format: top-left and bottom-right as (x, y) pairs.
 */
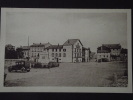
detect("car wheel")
(27, 70), (30, 72)
(21, 67), (25, 72)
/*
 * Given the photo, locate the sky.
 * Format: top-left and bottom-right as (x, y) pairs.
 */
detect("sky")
(5, 10), (127, 52)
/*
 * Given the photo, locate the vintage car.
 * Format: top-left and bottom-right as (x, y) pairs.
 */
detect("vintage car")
(8, 61), (31, 72)
(47, 61), (59, 68)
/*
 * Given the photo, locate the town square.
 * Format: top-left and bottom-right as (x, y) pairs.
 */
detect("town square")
(1, 8), (130, 90)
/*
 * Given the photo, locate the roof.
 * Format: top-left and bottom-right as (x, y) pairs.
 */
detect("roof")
(30, 43), (50, 47)
(102, 44), (121, 49)
(46, 45), (63, 49)
(97, 46), (111, 53)
(63, 39), (83, 46)
(82, 47), (90, 50)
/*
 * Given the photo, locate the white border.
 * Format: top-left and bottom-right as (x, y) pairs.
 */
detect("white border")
(0, 8), (132, 93)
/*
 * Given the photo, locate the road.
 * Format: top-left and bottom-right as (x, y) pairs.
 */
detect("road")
(4, 62), (127, 87)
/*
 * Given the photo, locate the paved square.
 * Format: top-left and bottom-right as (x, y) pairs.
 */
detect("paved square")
(5, 62), (127, 87)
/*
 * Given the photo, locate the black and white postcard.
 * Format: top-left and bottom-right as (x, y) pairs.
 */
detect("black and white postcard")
(0, 8), (132, 93)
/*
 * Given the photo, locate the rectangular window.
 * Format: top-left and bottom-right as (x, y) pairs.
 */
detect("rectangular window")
(75, 53), (76, 57)
(52, 49), (54, 52)
(56, 53), (58, 57)
(63, 49), (66, 52)
(63, 53), (66, 57)
(56, 49), (57, 52)
(59, 53), (61, 57)
(52, 53), (54, 57)
(75, 48), (76, 52)
(59, 49), (61, 52)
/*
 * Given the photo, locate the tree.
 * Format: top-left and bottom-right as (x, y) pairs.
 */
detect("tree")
(16, 47), (24, 59)
(5, 47), (17, 59)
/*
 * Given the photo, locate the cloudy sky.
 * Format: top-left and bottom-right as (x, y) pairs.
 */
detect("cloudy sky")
(5, 10), (127, 52)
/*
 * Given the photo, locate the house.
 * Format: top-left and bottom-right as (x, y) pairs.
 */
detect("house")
(63, 39), (83, 62)
(31, 39), (90, 63)
(29, 42), (51, 62)
(20, 46), (30, 59)
(45, 44), (64, 62)
(97, 46), (111, 62)
(38, 39), (84, 63)
(102, 44), (121, 61)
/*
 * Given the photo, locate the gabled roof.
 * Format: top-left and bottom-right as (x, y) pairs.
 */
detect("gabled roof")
(63, 39), (83, 46)
(46, 45), (63, 49)
(102, 44), (121, 49)
(97, 46), (111, 53)
(30, 43), (50, 47)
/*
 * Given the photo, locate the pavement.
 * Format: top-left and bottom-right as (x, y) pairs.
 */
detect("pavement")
(4, 62), (127, 87)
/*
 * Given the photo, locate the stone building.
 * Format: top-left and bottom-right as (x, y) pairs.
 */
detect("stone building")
(22, 39), (90, 63)
(102, 44), (121, 61)
(63, 39), (83, 62)
(29, 43), (51, 62)
(21, 46), (30, 59)
(97, 46), (111, 62)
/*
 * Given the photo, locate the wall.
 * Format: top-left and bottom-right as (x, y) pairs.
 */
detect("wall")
(5, 59), (23, 68)
(97, 53), (110, 61)
(72, 40), (83, 62)
(62, 45), (72, 62)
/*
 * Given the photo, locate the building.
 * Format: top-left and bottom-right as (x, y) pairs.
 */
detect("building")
(20, 46), (30, 59)
(63, 39), (83, 62)
(97, 46), (111, 62)
(37, 39), (87, 63)
(102, 44), (121, 61)
(45, 44), (64, 62)
(82, 47), (90, 62)
(28, 39), (90, 63)
(29, 42), (51, 62)
(120, 48), (127, 62)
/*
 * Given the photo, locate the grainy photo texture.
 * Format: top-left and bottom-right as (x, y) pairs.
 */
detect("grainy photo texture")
(1, 8), (132, 93)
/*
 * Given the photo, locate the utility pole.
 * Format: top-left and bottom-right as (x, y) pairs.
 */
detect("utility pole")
(28, 36), (29, 61)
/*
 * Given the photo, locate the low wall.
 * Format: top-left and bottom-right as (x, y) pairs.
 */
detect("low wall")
(5, 59), (23, 68)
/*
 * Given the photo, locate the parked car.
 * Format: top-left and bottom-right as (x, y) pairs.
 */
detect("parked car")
(47, 62), (59, 68)
(8, 60), (31, 72)
(98, 58), (109, 62)
(33, 62), (43, 68)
